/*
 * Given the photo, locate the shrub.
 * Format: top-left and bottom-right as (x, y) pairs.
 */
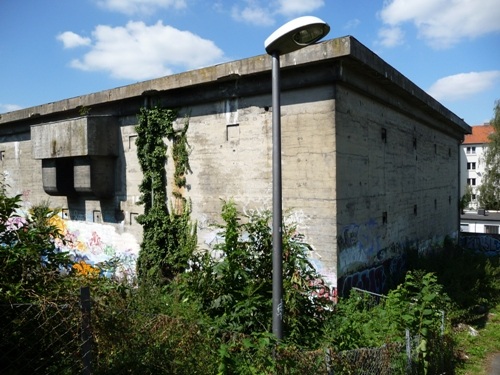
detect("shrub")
(0, 193), (73, 303)
(177, 200), (335, 347)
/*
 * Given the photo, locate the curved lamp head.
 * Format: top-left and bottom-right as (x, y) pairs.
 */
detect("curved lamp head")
(265, 16), (330, 55)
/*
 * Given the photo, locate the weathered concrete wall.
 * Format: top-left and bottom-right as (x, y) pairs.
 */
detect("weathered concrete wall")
(177, 86), (337, 282)
(0, 36), (470, 287)
(334, 77), (462, 292)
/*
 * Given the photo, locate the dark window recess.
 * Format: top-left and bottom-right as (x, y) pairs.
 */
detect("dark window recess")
(130, 212), (139, 225)
(381, 128), (387, 143)
(42, 158), (76, 196)
(413, 204), (418, 215)
(226, 123), (240, 142)
(485, 225), (499, 234)
(129, 135), (138, 150)
(382, 211), (388, 224)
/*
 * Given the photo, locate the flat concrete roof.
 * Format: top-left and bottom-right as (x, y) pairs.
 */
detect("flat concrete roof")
(461, 211), (500, 222)
(0, 36), (471, 135)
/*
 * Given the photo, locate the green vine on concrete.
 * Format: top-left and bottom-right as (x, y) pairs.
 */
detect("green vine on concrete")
(135, 106), (196, 286)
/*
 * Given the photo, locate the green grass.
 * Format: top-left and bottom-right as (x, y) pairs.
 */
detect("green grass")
(455, 303), (500, 374)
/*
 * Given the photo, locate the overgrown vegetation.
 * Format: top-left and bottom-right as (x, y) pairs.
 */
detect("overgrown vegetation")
(178, 200), (334, 345)
(0, 186), (73, 303)
(135, 106), (196, 286)
(1, 180), (499, 372)
(1, 105), (499, 373)
(454, 302), (500, 375)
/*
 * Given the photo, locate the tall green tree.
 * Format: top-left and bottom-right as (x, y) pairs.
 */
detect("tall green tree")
(479, 100), (500, 209)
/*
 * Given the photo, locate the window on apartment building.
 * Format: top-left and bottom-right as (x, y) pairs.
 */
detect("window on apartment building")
(466, 146), (476, 154)
(467, 162), (476, 170)
(467, 178), (476, 186)
(472, 194), (477, 200)
(485, 225), (499, 234)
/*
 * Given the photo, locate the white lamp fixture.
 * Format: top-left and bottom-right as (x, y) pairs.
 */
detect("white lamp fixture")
(264, 16), (330, 340)
(265, 16), (330, 55)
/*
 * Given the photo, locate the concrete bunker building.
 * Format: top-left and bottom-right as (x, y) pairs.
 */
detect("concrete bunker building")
(0, 36), (471, 294)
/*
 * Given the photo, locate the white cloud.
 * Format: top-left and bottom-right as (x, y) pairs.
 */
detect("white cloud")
(95, 0), (186, 15)
(379, 0), (500, 49)
(377, 26), (404, 47)
(231, 2), (275, 26)
(0, 103), (23, 113)
(67, 21), (224, 81)
(57, 31), (91, 48)
(231, 0), (325, 26)
(275, 0), (324, 16)
(344, 18), (360, 31)
(427, 71), (500, 101)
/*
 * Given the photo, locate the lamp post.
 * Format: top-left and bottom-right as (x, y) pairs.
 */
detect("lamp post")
(264, 16), (330, 340)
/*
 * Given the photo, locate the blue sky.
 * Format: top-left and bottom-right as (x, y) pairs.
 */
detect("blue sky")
(1, 0), (499, 125)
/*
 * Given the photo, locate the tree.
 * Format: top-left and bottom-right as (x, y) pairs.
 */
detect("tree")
(460, 185), (473, 212)
(479, 100), (500, 209)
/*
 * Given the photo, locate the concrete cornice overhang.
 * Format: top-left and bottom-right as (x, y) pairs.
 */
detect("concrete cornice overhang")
(0, 35), (471, 135)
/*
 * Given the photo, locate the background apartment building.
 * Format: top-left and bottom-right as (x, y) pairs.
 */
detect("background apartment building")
(460, 124), (493, 210)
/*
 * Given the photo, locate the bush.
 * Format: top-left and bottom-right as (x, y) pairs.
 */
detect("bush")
(177, 200), (335, 347)
(0, 193), (74, 303)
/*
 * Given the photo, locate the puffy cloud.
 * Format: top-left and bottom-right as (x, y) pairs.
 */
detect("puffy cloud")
(231, 2), (275, 26)
(377, 26), (404, 47)
(57, 31), (92, 48)
(231, 0), (325, 26)
(95, 0), (186, 15)
(275, 0), (324, 17)
(67, 21), (224, 81)
(379, 0), (500, 49)
(427, 71), (500, 101)
(344, 18), (361, 31)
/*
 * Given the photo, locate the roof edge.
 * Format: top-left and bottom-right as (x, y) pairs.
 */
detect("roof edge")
(0, 36), (471, 135)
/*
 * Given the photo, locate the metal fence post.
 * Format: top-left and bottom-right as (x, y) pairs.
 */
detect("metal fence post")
(81, 286), (92, 375)
(325, 347), (334, 375)
(406, 328), (411, 374)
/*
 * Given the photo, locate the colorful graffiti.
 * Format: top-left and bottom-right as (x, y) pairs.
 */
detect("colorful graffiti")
(50, 214), (139, 281)
(337, 256), (406, 297)
(460, 234), (500, 256)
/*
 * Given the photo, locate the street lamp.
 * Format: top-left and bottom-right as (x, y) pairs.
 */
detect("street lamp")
(264, 16), (330, 340)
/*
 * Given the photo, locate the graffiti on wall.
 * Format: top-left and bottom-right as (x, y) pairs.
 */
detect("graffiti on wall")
(337, 218), (381, 274)
(337, 255), (406, 297)
(50, 214), (139, 281)
(460, 233), (500, 256)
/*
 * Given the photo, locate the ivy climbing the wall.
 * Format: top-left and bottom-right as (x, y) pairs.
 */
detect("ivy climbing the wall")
(135, 106), (196, 286)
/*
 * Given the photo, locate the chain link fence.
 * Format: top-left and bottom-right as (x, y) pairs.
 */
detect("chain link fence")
(0, 286), (443, 374)
(0, 299), (83, 374)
